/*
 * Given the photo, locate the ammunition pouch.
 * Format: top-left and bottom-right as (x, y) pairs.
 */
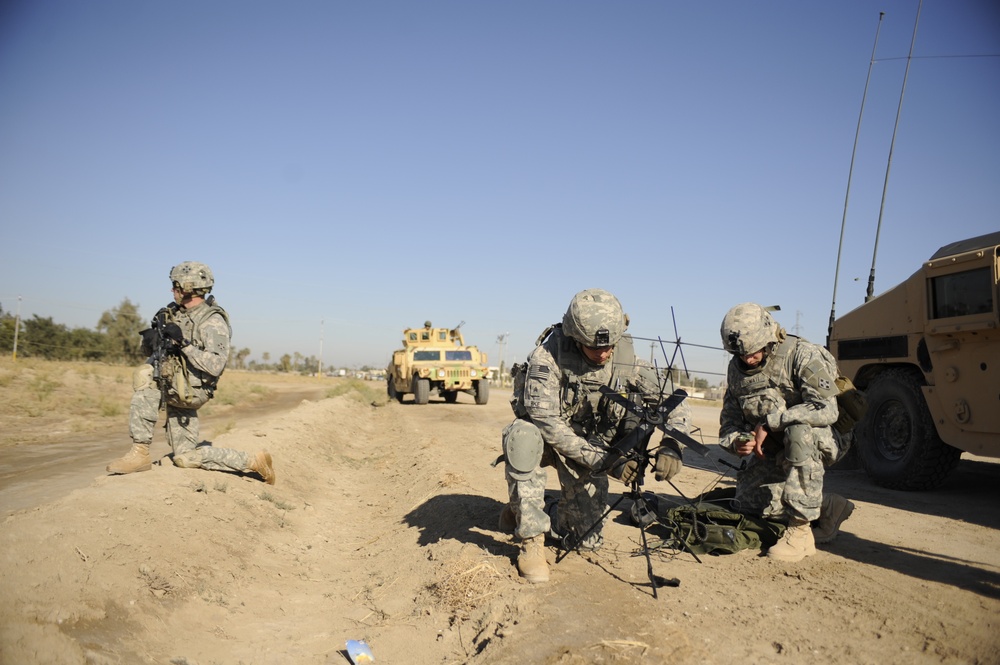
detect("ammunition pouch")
(159, 352), (212, 409)
(833, 375), (867, 435)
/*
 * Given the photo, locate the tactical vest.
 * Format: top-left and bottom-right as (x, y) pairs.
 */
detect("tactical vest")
(510, 324), (637, 440)
(729, 335), (863, 437)
(159, 297), (231, 407)
(727, 336), (803, 425)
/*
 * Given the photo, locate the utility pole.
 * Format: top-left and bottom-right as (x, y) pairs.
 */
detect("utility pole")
(318, 319), (324, 378)
(496, 333), (509, 385)
(12, 295), (21, 361)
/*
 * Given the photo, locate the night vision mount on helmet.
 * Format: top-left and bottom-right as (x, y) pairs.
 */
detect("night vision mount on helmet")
(720, 302), (781, 356)
(562, 288), (628, 348)
(170, 261), (214, 296)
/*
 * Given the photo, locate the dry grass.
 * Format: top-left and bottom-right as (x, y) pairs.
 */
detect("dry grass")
(325, 378), (389, 407)
(0, 357), (325, 447)
(430, 558), (506, 617)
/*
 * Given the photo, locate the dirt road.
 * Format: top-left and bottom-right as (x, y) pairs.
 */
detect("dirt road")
(1, 377), (998, 664)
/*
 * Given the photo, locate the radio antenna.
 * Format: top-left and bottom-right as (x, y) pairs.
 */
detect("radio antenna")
(866, 0), (923, 303)
(828, 11), (885, 346)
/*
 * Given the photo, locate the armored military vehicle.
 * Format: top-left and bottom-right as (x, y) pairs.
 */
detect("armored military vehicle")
(829, 231), (1000, 490)
(386, 321), (490, 405)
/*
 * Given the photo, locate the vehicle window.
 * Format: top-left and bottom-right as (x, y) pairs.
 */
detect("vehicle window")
(446, 351), (473, 361)
(414, 350), (441, 361)
(929, 267), (993, 318)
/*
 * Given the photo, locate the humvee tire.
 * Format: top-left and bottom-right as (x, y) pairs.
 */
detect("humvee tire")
(474, 379), (489, 405)
(412, 376), (430, 405)
(857, 368), (962, 491)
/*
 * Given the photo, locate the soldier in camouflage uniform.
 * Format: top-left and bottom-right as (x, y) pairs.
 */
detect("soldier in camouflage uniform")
(501, 289), (691, 583)
(107, 262), (275, 484)
(719, 303), (854, 562)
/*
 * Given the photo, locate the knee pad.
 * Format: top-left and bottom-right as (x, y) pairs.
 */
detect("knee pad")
(133, 363), (155, 391)
(502, 419), (544, 474)
(783, 423), (816, 466)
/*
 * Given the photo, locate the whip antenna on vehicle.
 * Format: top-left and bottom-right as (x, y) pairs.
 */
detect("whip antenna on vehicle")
(828, 11), (885, 346)
(866, 0), (923, 303)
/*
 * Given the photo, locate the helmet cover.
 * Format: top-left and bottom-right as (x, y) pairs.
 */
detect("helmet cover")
(562, 288), (627, 347)
(169, 261), (214, 296)
(721, 302), (779, 356)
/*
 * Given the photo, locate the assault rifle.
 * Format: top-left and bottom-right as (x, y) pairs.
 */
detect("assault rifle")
(140, 306), (181, 395)
(555, 385), (716, 599)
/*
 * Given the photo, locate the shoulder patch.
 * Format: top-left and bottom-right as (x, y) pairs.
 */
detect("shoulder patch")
(528, 365), (550, 381)
(802, 357), (838, 399)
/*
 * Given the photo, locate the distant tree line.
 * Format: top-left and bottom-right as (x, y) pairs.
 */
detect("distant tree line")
(0, 299), (341, 374)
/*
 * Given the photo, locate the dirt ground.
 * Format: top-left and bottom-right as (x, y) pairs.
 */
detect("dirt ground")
(1, 369), (999, 665)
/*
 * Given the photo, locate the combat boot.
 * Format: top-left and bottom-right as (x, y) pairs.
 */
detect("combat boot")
(814, 494), (855, 544)
(517, 534), (549, 583)
(767, 519), (816, 563)
(107, 443), (152, 475)
(249, 450), (276, 485)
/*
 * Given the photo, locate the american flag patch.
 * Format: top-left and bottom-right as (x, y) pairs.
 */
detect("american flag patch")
(528, 365), (550, 381)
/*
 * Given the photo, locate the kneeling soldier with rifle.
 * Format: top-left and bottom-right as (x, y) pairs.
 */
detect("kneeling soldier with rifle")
(107, 262), (275, 484)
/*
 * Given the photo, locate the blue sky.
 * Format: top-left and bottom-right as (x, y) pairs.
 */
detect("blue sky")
(1, 1), (997, 380)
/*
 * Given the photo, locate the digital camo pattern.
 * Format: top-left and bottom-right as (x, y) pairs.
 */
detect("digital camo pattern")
(719, 335), (840, 522)
(170, 261), (214, 293)
(127, 297), (249, 474)
(504, 327), (691, 547)
(561, 288), (627, 347)
(720, 302), (780, 356)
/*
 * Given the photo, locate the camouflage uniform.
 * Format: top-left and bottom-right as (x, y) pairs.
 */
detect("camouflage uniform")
(720, 334), (840, 523)
(129, 299), (254, 472)
(112, 262), (272, 482)
(505, 327), (690, 550)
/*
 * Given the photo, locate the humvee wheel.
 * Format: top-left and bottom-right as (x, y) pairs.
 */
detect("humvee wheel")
(412, 376), (430, 405)
(474, 379), (490, 405)
(442, 391), (458, 403)
(857, 368), (961, 491)
(387, 379), (403, 403)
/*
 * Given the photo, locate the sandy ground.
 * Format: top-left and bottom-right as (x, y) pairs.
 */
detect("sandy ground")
(1, 373), (999, 665)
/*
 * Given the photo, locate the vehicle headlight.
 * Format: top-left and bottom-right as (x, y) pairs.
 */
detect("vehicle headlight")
(470, 370), (478, 377)
(437, 369), (446, 378)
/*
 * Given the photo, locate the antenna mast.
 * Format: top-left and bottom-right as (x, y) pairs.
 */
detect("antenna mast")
(866, 0), (924, 302)
(828, 11), (885, 346)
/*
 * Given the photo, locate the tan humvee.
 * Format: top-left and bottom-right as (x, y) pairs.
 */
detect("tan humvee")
(386, 322), (490, 405)
(829, 231), (1000, 490)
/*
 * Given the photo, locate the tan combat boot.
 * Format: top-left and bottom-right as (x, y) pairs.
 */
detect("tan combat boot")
(106, 443), (152, 474)
(517, 534), (549, 583)
(249, 450), (276, 485)
(767, 519), (817, 562)
(814, 494), (855, 544)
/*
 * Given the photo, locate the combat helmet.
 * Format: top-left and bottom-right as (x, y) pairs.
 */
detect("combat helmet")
(562, 288), (627, 348)
(170, 261), (214, 296)
(720, 303), (780, 356)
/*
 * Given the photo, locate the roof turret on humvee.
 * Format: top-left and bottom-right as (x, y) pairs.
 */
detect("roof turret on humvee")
(829, 231), (1000, 490)
(386, 321), (490, 405)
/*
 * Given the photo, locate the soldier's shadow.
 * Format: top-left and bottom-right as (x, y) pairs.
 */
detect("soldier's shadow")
(403, 493), (514, 556)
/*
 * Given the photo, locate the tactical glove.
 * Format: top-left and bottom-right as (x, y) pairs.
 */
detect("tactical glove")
(162, 322), (185, 346)
(653, 439), (683, 482)
(609, 456), (641, 485)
